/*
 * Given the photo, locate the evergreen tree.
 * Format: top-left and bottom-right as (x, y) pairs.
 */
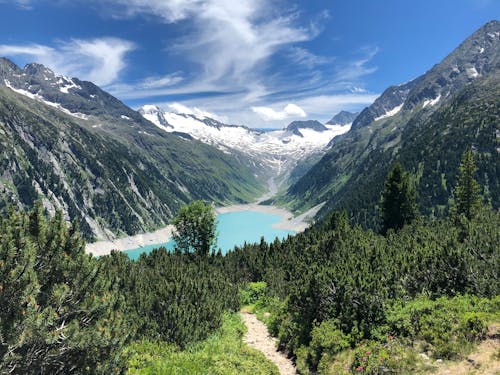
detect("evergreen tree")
(452, 148), (482, 220)
(172, 200), (217, 256)
(0, 204), (129, 374)
(380, 162), (418, 234)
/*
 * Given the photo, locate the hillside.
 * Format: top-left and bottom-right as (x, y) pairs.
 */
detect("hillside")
(280, 20), (500, 226)
(0, 59), (264, 240)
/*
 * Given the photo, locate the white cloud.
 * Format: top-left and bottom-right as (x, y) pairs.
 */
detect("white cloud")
(252, 103), (306, 121)
(139, 73), (183, 89)
(0, 37), (135, 86)
(334, 46), (379, 82)
(288, 46), (333, 69)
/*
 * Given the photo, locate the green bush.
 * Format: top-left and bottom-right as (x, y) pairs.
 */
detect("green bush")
(308, 320), (351, 369)
(349, 339), (428, 374)
(387, 295), (495, 359)
(240, 281), (267, 306)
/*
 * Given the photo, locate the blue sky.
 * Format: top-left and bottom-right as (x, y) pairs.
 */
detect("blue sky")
(0, 0), (498, 127)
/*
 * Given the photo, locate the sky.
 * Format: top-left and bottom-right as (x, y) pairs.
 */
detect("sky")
(0, 0), (498, 127)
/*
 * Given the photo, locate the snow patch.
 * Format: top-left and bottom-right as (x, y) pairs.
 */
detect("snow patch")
(4, 80), (88, 120)
(423, 94), (441, 108)
(121, 115), (131, 120)
(466, 67), (480, 79)
(374, 104), (403, 121)
(57, 76), (82, 93)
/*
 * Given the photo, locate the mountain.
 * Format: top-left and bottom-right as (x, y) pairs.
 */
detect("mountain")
(326, 110), (359, 126)
(280, 20), (500, 226)
(140, 105), (351, 185)
(286, 120), (328, 136)
(0, 58), (264, 240)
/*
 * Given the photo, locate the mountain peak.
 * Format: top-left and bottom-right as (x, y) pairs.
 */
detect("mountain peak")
(327, 111), (359, 126)
(23, 62), (55, 77)
(286, 120), (327, 134)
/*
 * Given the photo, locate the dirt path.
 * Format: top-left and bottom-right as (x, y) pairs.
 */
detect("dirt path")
(240, 312), (296, 375)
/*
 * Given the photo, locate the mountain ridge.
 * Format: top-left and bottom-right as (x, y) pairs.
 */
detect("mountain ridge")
(139, 105), (351, 185)
(0, 59), (264, 240)
(280, 20), (500, 226)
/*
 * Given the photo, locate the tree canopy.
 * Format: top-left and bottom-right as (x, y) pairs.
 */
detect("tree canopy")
(172, 200), (218, 256)
(379, 162), (418, 234)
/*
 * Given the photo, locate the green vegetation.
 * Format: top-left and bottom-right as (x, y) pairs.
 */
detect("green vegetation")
(452, 148), (482, 221)
(126, 313), (279, 375)
(0, 203), (128, 374)
(380, 162), (418, 234)
(222, 154), (499, 373)
(0, 150), (498, 374)
(172, 200), (217, 256)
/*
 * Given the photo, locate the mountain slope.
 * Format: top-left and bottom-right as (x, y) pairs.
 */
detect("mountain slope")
(280, 20), (500, 226)
(140, 106), (351, 185)
(0, 59), (264, 240)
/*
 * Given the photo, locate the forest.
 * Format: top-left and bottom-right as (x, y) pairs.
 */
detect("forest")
(0, 149), (498, 374)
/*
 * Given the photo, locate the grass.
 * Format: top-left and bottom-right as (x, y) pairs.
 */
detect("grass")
(125, 312), (279, 375)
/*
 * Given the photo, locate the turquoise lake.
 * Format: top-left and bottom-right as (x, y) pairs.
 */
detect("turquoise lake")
(124, 210), (295, 260)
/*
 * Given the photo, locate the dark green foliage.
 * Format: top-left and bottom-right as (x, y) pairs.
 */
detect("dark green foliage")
(452, 148), (482, 220)
(0, 204), (129, 374)
(0, 204), (242, 372)
(172, 200), (217, 256)
(221, 204), (500, 372)
(380, 163), (418, 234)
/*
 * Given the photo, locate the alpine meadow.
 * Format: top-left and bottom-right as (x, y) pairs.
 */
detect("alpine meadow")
(0, 2), (498, 374)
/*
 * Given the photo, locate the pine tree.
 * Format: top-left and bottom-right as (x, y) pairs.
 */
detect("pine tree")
(380, 162), (418, 234)
(452, 148), (482, 220)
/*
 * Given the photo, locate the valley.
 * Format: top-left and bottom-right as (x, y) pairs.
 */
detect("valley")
(0, 4), (498, 374)
(85, 185), (323, 257)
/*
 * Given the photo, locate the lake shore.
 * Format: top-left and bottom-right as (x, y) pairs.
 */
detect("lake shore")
(85, 201), (323, 257)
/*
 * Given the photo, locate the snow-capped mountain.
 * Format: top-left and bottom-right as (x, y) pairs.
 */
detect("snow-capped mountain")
(140, 105), (351, 183)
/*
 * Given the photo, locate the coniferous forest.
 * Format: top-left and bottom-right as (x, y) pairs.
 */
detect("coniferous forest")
(1, 150), (498, 374)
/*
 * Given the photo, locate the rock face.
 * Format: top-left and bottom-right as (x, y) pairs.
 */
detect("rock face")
(0, 59), (263, 240)
(140, 106), (351, 184)
(281, 20), (500, 226)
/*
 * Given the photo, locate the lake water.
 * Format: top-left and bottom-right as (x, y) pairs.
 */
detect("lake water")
(124, 210), (295, 260)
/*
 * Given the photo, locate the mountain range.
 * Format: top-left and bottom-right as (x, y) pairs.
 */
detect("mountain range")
(139, 106), (352, 185)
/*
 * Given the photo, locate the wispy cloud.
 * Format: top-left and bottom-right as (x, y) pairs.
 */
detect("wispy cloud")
(333, 46), (379, 82)
(288, 46), (334, 69)
(100, 0), (316, 99)
(0, 37), (135, 86)
(0, 1), (380, 126)
(252, 103), (307, 121)
(0, 0), (35, 9)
